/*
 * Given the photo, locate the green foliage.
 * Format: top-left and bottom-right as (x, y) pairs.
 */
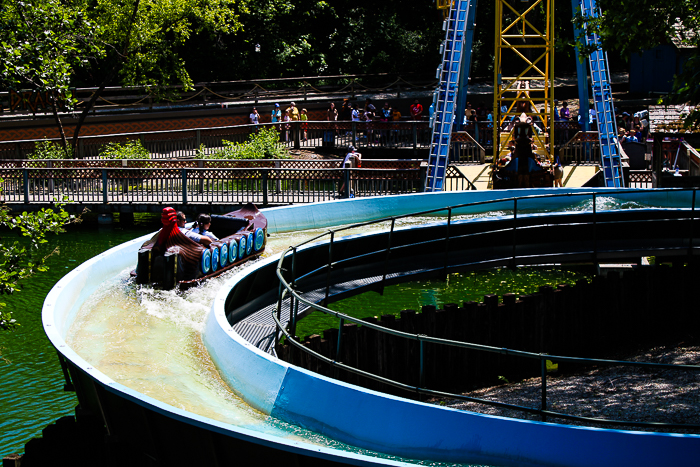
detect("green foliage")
(574, 0), (700, 126)
(206, 127), (289, 160)
(1, 0), (248, 152)
(180, 0), (444, 80)
(27, 141), (72, 160)
(0, 202), (79, 330)
(99, 140), (150, 159)
(0, 0), (99, 106)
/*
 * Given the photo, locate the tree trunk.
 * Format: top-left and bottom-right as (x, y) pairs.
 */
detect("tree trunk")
(70, 80), (111, 158)
(50, 92), (70, 158)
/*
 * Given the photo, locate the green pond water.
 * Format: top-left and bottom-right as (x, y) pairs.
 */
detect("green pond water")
(298, 268), (593, 339)
(0, 216), (159, 459)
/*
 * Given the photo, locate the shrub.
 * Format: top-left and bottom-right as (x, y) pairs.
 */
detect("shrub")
(28, 141), (72, 159)
(99, 140), (150, 159)
(206, 127), (289, 160)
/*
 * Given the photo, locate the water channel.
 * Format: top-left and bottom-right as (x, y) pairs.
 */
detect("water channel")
(2, 214), (475, 465)
(0, 195), (663, 462)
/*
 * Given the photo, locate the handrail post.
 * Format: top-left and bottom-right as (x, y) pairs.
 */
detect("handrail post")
(443, 207), (452, 278)
(289, 247), (299, 338)
(335, 317), (345, 362)
(689, 189), (696, 256)
(412, 122), (418, 151)
(275, 282), (283, 349)
(102, 169), (108, 204)
(381, 218), (396, 291)
(23, 169), (29, 204)
(540, 355), (547, 422)
(419, 337), (425, 390)
(182, 168), (188, 205)
(512, 199), (518, 267)
(343, 169), (350, 199)
(289, 294), (296, 339)
(294, 121), (301, 149)
(592, 193), (597, 264)
(262, 169), (269, 206)
(351, 121), (357, 145)
(324, 231), (335, 304)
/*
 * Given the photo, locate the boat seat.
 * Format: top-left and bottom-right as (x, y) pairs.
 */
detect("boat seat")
(210, 214), (250, 239)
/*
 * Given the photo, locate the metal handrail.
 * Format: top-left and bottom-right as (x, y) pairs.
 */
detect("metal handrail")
(274, 188), (700, 429)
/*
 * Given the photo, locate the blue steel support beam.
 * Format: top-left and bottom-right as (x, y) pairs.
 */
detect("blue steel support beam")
(571, 0), (590, 132)
(453, 0), (478, 132)
(426, 0), (475, 192)
(578, 0), (624, 187)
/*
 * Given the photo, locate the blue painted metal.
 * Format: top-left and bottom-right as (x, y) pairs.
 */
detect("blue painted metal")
(453, 0), (478, 133)
(426, 0), (476, 192)
(571, 0), (590, 132)
(578, 0), (624, 187)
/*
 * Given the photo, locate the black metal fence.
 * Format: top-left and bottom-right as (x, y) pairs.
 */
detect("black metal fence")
(0, 121), (435, 160)
(0, 165), (427, 206)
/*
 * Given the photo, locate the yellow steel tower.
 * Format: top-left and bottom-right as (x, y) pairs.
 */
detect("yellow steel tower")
(436, 0), (453, 18)
(493, 0), (555, 161)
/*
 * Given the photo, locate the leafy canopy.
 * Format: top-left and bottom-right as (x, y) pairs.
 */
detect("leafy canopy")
(574, 0), (700, 126)
(0, 0), (248, 153)
(0, 202), (79, 330)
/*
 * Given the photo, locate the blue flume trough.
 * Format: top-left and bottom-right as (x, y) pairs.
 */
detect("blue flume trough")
(205, 188), (700, 466)
(44, 188), (700, 466)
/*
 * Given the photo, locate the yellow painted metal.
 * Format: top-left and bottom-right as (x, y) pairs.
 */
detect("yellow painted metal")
(437, 0), (453, 18)
(493, 0), (555, 161)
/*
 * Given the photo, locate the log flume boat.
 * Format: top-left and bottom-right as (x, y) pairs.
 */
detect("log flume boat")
(133, 204), (267, 290)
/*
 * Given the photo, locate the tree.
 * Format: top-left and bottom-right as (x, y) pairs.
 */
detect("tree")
(0, 0), (100, 155)
(178, 0), (444, 80)
(0, 0), (248, 156)
(575, 0), (700, 126)
(0, 203), (78, 330)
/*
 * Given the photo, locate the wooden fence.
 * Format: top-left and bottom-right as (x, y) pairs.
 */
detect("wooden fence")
(278, 264), (699, 398)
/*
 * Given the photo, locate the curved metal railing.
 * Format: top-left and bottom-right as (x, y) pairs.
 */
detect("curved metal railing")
(274, 188), (700, 430)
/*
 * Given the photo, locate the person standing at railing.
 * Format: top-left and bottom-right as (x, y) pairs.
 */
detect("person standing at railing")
(391, 107), (402, 146)
(364, 98), (376, 116)
(300, 108), (309, 142)
(364, 106), (375, 145)
(339, 99), (351, 121)
(271, 103), (281, 123)
(286, 102), (300, 143)
(326, 102), (338, 144)
(351, 103), (361, 122)
(327, 102), (338, 122)
(410, 99), (423, 120)
(338, 145), (361, 198)
(281, 110), (291, 142)
(287, 102), (300, 121)
(249, 108), (260, 132)
(551, 149), (563, 187)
